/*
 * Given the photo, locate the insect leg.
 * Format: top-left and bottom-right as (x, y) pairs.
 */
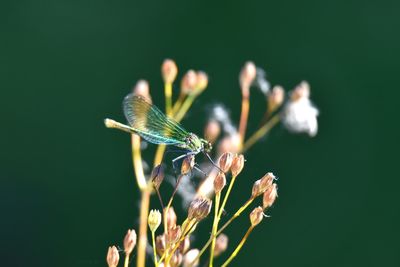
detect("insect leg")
(203, 152), (224, 173)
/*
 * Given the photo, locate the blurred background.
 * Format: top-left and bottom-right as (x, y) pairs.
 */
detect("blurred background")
(1, 0), (398, 266)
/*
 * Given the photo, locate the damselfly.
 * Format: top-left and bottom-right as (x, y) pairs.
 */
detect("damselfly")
(105, 94), (216, 170)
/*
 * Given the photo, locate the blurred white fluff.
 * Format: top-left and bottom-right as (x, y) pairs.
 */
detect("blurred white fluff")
(209, 104), (237, 136)
(254, 67), (271, 95)
(282, 81), (319, 137)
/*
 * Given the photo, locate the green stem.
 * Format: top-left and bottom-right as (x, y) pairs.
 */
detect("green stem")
(151, 231), (158, 267)
(221, 226), (254, 267)
(209, 193), (221, 266)
(218, 176), (237, 218)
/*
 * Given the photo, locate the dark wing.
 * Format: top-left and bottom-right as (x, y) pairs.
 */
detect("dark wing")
(123, 94), (188, 146)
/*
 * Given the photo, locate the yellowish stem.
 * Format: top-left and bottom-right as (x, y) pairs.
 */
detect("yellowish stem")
(124, 254), (130, 267)
(165, 82), (173, 116)
(132, 135), (147, 190)
(242, 114), (280, 152)
(218, 176), (237, 219)
(136, 189), (151, 267)
(171, 92), (186, 115)
(209, 193), (221, 266)
(151, 231), (158, 267)
(238, 90), (250, 143)
(221, 226), (254, 267)
(174, 94), (196, 122)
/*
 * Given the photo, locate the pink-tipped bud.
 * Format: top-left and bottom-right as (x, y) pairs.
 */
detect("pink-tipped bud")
(217, 134), (241, 154)
(231, 154), (245, 176)
(181, 155), (195, 175)
(188, 197), (212, 221)
(106, 246), (119, 267)
(133, 80), (152, 103)
(170, 251), (183, 267)
(148, 209), (162, 232)
(151, 164), (165, 190)
(164, 206), (177, 230)
(268, 85), (285, 112)
(251, 172), (276, 198)
(181, 70), (198, 94)
(239, 61), (257, 97)
(291, 81), (310, 101)
(156, 234), (166, 256)
(166, 225), (182, 244)
(196, 71), (208, 92)
(123, 229), (137, 255)
(162, 59), (178, 84)
(204, 120), (221, 144)
(213, 171), (226, 194)
(214, 233), (229, 257)
(218, 152), (234, 173)
(250, 206), (264, 226)
(183, 249), (200, 267)
(263, 183), (278, 209)
(179, 236), (190, 254)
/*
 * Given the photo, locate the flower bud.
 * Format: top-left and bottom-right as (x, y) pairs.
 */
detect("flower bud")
(250, 206), (264, 226)
(181, 155), (195, 175)
(213, 172), (226, 194)
(148, 209), (162, 232)
(106, 246), (119, 267)
(196, 71), (208, 92)
(162, 59), (178, 84)
(251, 172), (276, 198)
(156, 234), (166, 256)
(170, 251), (183, 267)
(181, 70), (197, 94)
(268, 85), (285, 112)
(218, 152), (233, 173)
(214, 233), (228, 257)
(188, 197), (212, 221)
(183, 249), (200, 267)
(291, 81), (310, 101)
(263, 183), (278, 209)
(231, 154), (245, 176)
(123, 229), (137, 255)
(133, 79), (152, 103)
(151, 164), (165, 190)
(166, 225), (182, 244)
(204, 120), (220, 144)
(239, 61), (257, 97)
(164, 206), (177, 230)
(217, 134), (241, 154)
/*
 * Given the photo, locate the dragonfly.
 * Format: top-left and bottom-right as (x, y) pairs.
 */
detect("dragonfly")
(105, 93), (217, 172)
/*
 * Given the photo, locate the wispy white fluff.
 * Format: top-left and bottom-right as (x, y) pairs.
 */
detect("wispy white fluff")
(209, 104), (237, 136)
(253, 67), (271, 96)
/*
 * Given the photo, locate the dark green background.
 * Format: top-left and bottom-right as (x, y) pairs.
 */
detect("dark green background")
(1, 0), (398, 266)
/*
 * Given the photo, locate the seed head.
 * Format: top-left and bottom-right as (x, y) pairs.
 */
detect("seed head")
(123, 229), (137, 255)
(166, 225), (182, 244)
(181, 155), (195, 175)
(268, 85), (285, 112)
(161, 59), (178, 84)
(218, 152), (233, 173)
(155, 234), (166, 256)
(251, 172), (276, 198)
(181, 69), (197, 94)
(196, 71), (208, 92)
(214, 233), (229, 257)
(133, 80), (152, 103)
(239, 61), (257, 96)
(213, 171), (226, 194)
(151, 164), (165, 190)
(250, 206), (264, 226)
(188, 197), (212, 221)
(148, 209), (162, 232)
(183, 249), (200, 267)
(164, 206), (177, 230)
(231, 154), (245, 176)
(263, 183), (278, 209)
(204, 119), (221, 144)
(106, 246), (119, 267)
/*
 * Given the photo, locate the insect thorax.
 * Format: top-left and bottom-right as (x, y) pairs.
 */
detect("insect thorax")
(185, 133), (203, 153)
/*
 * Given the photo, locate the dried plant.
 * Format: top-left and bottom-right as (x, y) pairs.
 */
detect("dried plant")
(104, 59), (319, 267)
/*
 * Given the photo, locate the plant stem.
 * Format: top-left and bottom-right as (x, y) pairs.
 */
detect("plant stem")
(242, 114), (280, 152)
(218, 176), (237, 219)
(165, 82), (173, 116)
(174, 94), (196, 122)
(171, 92), (186, 115)
(124, 254), (130, 267)
(132, 135), (147, 190)
(221, 226), (254, 267)
(151, 231), (158, 267)
(136, 188), (151, 267)
(238, 88), (250, 143)
(209, 192), (221, 266)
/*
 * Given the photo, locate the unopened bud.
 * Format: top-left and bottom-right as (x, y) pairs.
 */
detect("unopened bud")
(133, 80), (152, 103)
(196, 71), (208, 92)
(231, 154), (245, 176)
(183, 249), (200, 267)
(166, 225), (182, 244)
(170, 251), (183, 267)
(214, 233), (228, 257)
(188, 197), (212, 221)
(181, 70), (197, 94)
(123, 229), (137, 255)
(156, 234), (166, 256)
(151, 165), (165, 190)
(162, 59), (178, 84)
(291, 81), (310, 101)
(181, 155), (195, 175)
(268, 85), (285, 112)
(217, 134), (241, 154)
(251, 172), (276, 198)
(106, 246), (119, 267)
(263, 183), (278, 209)
(218, 152), (233, 173)
(148, 209), (162, 232)
(213, 172), (226, 194)
(204, 120), (220, 144)
(179, 236), (190, 254)
(250, 206), (264, 226)
(239, 61), (257, 97)
(164, 207), (177, 230)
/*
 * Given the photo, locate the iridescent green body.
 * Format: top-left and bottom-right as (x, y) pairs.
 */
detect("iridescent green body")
(123, 94), (212, 154)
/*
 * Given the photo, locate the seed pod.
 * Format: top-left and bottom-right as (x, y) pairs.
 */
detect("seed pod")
(106, 246), (119, 267)
(181, 70), (197, 94)
(166, 225), (182, 244)
(250, 206), (264, 226)
(213, 172), (226, 194)
(123, 229), (137, 255)
(148, 209), (162, 232)
(231, 154), (245, 176)
(170, 251), (183, 267)
(196, 71), (208, 92)
(181, 155), (195, 175)
(263, 183), (278, 209)
(151, 164), (165, 190)
(239, 61), (257, 96)
(133, 80), (152, 103)
(155, 234), (166, 256)
(164, 206), (177, 230)
(204, 120), (220, 144)
(268, 85), (285, 112)
(183, 249), (200, 267)
(214, 233), (228, 257)
(161, 59), (178, 84)
(251, 172), (275, 198)
(188, 197), (212, 221)
(218, 152), (233, 173)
